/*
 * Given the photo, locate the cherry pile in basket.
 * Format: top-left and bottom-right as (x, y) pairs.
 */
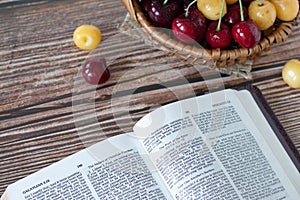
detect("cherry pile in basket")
(139, 0), (299, 49)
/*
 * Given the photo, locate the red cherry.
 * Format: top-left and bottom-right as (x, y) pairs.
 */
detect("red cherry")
(242, 0), (253, 5)
(172, 17), (199, 44)
(147, 0), (182, 28)
(82, 58), (110, 85)
(205, 21), (232, 48)
(140, 0), (151, 13)
(172, 8), (206, 44)
(223, 4), (248, 27)
(232, 19), (261, 48)
(183, 0), (197, 11)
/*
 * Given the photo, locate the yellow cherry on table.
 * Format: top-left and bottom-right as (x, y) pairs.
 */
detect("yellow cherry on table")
(282, 59), (300, 89)
(73, 25), (102, 50)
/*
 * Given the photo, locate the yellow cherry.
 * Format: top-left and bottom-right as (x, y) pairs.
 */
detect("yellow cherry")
(248, 0), (277, 30)
(282, 59), (300, 89)
(73, 25), (102, 50)
(197, 0), (227, 21)
(268, 0), (299, 21)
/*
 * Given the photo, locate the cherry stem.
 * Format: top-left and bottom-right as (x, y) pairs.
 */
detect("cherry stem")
(256, 0), (263, 6)
(163, 0), (168, 5)
(238, 0), (244, 22)
(185, 0), (197, 17)
(216, 0), (226, 32)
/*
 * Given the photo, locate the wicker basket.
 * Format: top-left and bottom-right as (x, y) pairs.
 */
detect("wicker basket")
(121, 0), (298, 68)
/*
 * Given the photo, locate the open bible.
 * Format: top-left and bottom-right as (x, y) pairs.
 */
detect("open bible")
(1, 85), (300, 200)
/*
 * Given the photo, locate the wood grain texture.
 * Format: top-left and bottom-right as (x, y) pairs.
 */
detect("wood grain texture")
(0, 0), (300, 196)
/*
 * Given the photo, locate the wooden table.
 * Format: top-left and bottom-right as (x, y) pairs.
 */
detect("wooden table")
(1, 0), (300, 196)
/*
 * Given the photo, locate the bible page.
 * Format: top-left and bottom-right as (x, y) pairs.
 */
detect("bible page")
(2, 133), (171, 200)
(133, 89), (300, 199)
(234, 90), (300, 197)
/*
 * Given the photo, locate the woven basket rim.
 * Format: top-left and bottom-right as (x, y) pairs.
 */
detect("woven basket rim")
(122, 0), (298, 67)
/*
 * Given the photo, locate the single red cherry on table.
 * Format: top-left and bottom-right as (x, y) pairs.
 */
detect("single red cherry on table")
(147, 0), (182, 28)
(82, 58), (110, 85)
(172, 7), (206, 44)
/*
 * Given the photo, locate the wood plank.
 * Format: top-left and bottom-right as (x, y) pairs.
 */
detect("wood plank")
(1, 0), (300, 113)
(1, 0), (300, 196)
